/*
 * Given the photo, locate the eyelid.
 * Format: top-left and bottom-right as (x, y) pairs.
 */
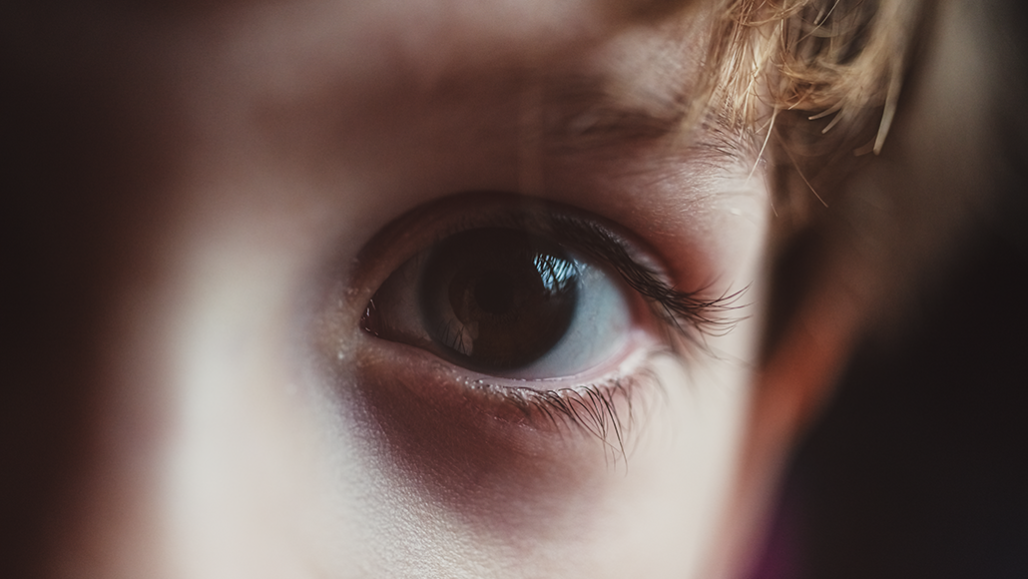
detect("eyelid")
(352, 328), (666, 457)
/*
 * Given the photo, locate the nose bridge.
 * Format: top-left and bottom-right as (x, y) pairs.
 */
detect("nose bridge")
(161, 246), (328, 579)
(53, 245), (328, 579)
(165, 321), (285, 578)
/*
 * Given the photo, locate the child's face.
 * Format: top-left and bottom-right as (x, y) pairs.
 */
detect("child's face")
(43, 1), (780, 577)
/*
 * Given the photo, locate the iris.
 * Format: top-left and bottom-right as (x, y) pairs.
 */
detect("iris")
(418, 228), (579, 371)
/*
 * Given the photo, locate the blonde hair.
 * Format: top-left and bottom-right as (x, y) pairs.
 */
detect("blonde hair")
(709, 0), (928, 152)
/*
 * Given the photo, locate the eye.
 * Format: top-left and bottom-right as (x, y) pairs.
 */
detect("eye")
(341, 194), (744, 449)
(362, 225), (634, 380)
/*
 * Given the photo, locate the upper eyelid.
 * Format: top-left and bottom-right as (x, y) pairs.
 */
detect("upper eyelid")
(358, 194), (672, 282)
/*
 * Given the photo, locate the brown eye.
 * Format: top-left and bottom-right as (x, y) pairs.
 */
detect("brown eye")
(418, 228), (579, 372)
(360, 216), (635, 382)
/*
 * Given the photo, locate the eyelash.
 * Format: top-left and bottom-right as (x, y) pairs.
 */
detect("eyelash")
(352, 197), (744, 451)
(538, 213), (745, 344)
(466, 373), (648, 465)
(429, 210), (745, 346)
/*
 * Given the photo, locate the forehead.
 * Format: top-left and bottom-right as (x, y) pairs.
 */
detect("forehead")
(164, 0), (728, 195)
(180, 0), (713, 118)
(200, 0), (701, 59)
(148, 0), (750, 294)
(148, 0), (750, 257)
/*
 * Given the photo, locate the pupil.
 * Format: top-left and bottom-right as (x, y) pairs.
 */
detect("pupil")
(474, 272), (515, 315)
(420, 228), (579, 371)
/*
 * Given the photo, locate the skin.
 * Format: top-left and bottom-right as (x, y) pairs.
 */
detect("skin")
(5, 0), (908, 577)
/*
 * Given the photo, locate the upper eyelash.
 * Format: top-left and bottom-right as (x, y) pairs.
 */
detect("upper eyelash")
(546, 214), (747, 344)
(454, 208), (746, 347)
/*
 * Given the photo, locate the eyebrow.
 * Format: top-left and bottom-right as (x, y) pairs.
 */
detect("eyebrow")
(531, 67), (754, 164)
(540, 73), (691, 144)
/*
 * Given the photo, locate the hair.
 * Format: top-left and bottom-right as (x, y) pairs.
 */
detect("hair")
(711, 0), (927, 142)
(697, 0), (940, 347)
(703, 0), (931, 207)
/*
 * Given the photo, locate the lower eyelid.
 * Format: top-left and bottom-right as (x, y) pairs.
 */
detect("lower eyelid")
(341, 339), (672, 530)
(350, 335), (662, 444)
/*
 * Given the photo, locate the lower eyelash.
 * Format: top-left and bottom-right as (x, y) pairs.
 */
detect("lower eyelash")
(460, 349), (668, 465)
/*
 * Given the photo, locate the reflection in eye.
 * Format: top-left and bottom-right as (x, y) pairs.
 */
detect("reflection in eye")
(364, 226), (632, 379)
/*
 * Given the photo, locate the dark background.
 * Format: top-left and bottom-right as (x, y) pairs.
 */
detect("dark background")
(782, 228), (1028, 579)
(763, 2), (1028, 576)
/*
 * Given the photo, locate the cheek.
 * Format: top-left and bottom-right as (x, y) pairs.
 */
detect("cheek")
(152, 230), (354, 575)
(338, 339), (626, 533)
(308, 338), (755, 578)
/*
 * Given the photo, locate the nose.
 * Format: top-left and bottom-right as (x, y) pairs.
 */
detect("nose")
(41, 242), (344, 579)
